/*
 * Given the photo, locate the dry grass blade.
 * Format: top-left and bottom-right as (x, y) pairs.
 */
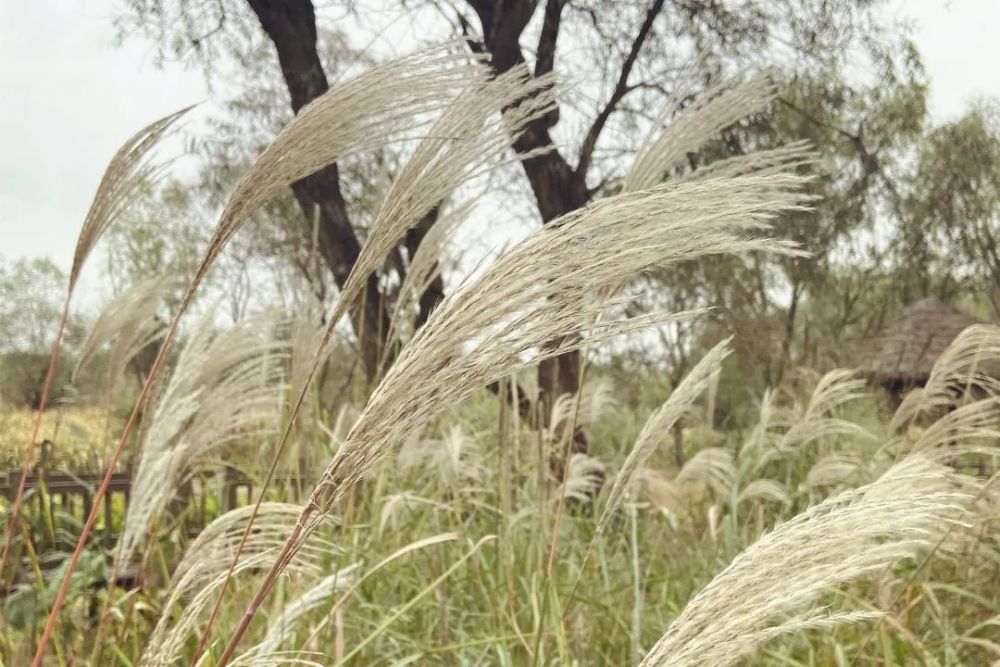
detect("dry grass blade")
(117, 312), (288, 567)
(226, 652), (324, 667)
(72, 106), (192, 290)
(218, 174), (812, 659)
(639, 455), (977, 666)
(625, 76), (776, 192)
(891, 324), (1000, 432)
(598, 339), (732, 538)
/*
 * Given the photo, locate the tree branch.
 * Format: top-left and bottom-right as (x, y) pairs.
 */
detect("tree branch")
(576, 0), (666, 177)
(534, 0), (563, 78)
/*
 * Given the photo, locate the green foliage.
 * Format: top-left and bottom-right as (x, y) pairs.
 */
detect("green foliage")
(0, 256), (65, 354)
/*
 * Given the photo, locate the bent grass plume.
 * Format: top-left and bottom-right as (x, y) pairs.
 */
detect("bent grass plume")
(215, 174), (813, 662)
(72, 276), (168, 395)
(141, 503), (338, 666)
(563, 339), (731, 608)
(625, 75), (777, 192)
(32, 44), (478, 665)
(194, 58), (559, 657)
(891, 324), (1000, 432)
(639, 455), (978, 666)
(116, 311), (287, 568)
(0, 104), (191, 597)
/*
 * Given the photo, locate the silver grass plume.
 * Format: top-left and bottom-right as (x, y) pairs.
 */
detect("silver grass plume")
(208, 45), (480, 261)
(26, 48), (476, 647)
(287, 301), (327, 426)
(803, 454), (864, 492)
(71, 107), (192, 290)
(72, 277), (167, 392)
(142, 503), (335, 667)
(294, 178), (807, 539)
(322, 64), (556, 366)
(738, 478), (791, 506)
(244, 175), (812, 612)
(640, 455), (978, 666)
(740, 388), (778, 454)
(118, 312), (288, 567)
(268, 60), (558, 484)
(891, 324), (1000, 432)
(676, 447), (737, 497)
(362, 67), (554, 292)
(547, 376), (617, 440)
(673, 140), (817, 184)
(751, 369), (869, 469)
(904, 397), (1000, 461)
(598, 339), (732, 537)
(624, 76), (776, 193)
(563, 453), (607, 504)
(636, 449), (739, 518)
(397, 423), (488, 487)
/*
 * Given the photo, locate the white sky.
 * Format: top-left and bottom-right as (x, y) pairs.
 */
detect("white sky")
(1, 0), (998, 284)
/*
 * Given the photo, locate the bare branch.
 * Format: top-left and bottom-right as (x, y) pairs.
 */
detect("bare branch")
(577, 0), (667, 177)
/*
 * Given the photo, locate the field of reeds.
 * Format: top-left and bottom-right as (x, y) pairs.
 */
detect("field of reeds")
(1, 44), (998, 667)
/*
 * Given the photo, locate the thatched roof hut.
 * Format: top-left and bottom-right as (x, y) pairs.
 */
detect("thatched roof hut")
(863, 298), (982, 391)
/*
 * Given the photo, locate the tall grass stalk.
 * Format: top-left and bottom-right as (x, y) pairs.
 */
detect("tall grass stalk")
(30, 45), (479, 664)
(0, 104), (189, 642)
(191, 54), (554, 660)
(211, 173), (811, 662)
(332, 535), (495, 666)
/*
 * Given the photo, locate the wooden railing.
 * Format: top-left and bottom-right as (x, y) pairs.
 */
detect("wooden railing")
(0, 460), (312, 590)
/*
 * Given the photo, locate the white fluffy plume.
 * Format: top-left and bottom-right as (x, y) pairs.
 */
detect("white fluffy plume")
(639, 455), (976, 666)
(118, 312), (287, 567)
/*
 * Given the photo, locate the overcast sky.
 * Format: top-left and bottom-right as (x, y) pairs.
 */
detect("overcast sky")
(2, 0), (999, 284)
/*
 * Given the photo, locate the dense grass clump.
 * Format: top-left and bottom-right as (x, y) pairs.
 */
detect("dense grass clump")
(2, 44), (998, 666)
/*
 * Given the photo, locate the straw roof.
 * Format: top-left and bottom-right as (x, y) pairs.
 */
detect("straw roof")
(863, 298), (982, 385)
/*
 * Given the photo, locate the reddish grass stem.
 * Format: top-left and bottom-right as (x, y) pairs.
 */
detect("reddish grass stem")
(0, 298), (71, 586)
(30, 274), (204, 666)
